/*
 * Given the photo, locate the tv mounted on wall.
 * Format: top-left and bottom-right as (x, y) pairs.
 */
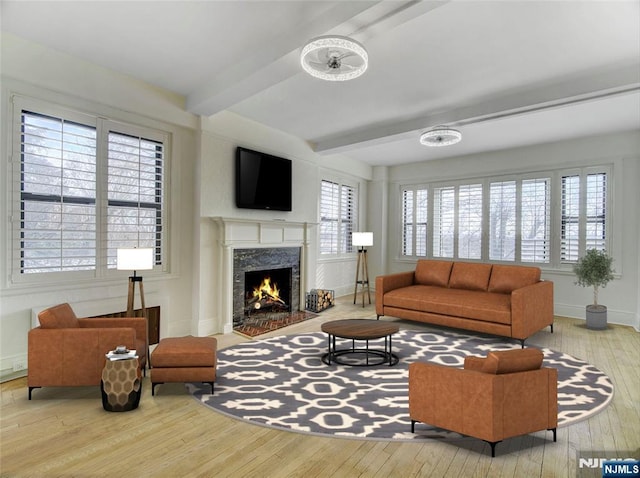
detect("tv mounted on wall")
(235, 146), (292, 211)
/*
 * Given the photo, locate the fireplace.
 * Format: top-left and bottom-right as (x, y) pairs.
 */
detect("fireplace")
(232, 247), (301, 328)
(212, 217), (311, 335)
(244, 267), (292, 317)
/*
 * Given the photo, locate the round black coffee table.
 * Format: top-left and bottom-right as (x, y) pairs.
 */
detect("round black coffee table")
(321, 319), (399, 366)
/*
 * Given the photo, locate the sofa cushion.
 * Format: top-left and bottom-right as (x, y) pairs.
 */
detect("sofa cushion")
(449, 262), (493, 291)
(384, 285), (512, 324)
(478, 348), (544, 374)
(38, 303), (79, 329)
(488, 265), (541, 293)
(414, 260), (453, 287)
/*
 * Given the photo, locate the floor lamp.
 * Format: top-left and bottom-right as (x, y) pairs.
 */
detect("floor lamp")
(116, 247), (153, 318)
(352, 232), (373, 308)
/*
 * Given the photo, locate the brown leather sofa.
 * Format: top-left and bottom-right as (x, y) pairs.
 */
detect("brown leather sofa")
(28, 303), (147, 399)
(376, 260), (554, 345)
(409, 348), (558, 456)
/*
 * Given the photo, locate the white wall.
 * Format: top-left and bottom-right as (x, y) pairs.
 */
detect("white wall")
(380, 132), (640, 330)
(0, 34), (199, 380)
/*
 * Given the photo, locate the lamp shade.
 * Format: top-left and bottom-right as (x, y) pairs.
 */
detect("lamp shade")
(116, 248), (153, 271)
(352, 232), (373, 247)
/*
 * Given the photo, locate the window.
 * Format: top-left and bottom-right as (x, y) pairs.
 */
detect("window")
(320, 179), (357, 255)
(521, 178), (550, 262)
(433, 186), (455, 258)
(400, 167), (608, 267)
(457, 184), (482, 259)
(107, 131), (164, 268)
(431, 184), (482, 259)
(489, 178), (550, 263)
(489, 180), (516, 261)
(561, 171), (607, 262)
(13, 99), (167, 279)
(19, 111), (98, 274)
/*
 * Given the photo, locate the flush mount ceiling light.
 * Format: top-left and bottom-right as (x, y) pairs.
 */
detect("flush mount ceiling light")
(300, 35), (368, 81)
(419, 126), (462, 147)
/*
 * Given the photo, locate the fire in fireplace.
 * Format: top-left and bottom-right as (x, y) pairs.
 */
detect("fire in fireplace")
(244, 268), (292, 317)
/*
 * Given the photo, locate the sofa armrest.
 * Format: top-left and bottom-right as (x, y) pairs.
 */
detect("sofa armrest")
(375, 271), (415, 316)
(511, 280), (554, 340)
(28, 327), (136, 387)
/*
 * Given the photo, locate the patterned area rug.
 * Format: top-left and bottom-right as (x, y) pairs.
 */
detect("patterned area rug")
(233, 311), (318, 338)
(188, 329), (614, 441)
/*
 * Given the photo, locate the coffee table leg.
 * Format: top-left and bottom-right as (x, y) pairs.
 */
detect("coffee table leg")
(325, 334), (332, 365)
(366, 339), (369, 365)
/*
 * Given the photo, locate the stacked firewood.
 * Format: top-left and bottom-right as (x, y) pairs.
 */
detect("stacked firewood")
(306, 289), (335, 312)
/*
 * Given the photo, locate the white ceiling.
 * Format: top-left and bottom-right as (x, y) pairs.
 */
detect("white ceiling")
(2, 0), (639, 166)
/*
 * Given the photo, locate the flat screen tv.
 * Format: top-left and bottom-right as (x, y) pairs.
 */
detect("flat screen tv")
(235, 146), (292, 211)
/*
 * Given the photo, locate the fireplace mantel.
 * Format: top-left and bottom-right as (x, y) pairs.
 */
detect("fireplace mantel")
(213, 217), (313, 248)
(212, 217), (315, 333)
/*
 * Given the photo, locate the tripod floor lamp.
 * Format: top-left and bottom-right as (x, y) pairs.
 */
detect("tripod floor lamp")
(352, 232), (373, 307)
(117, 247), (154, 317)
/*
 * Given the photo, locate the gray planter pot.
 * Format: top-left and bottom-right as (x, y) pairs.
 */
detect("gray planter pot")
(586, 304), (607, 330)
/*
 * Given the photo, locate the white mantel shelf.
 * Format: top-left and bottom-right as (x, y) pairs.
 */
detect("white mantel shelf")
(212, 217), (316, 249)
(211, 217), (317, 333)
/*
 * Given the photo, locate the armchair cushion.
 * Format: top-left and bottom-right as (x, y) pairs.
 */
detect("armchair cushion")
(464, 348), (543, 375)
(37, 303), (79, 329)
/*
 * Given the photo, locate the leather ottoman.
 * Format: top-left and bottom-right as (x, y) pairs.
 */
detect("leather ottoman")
(150, 336), (217, 396)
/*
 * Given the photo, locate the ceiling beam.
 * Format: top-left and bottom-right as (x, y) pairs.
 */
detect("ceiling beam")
(186, 1), (450, 117)
(312, 64), (640, 154)
(186, 1), (381, 116)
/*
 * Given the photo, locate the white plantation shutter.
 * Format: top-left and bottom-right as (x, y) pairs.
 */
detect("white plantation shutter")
(457, 184), (482, 259)
(401, 189), (414, 256)
(340, 184), (356, 253)
(320, 180), (339, 254)
(19, 110), (97, 273)
(432, 186), (455, 258)
(561, 175), (580, 262)
(585, 173), (606, 251)
(320, 179), (357, 255)
(106, 130), (164, 268)
(489, 181), (516, 261)
(521, 178), (550, 263)
(401, 187), (428, 256)
(561, 171), (607, 262)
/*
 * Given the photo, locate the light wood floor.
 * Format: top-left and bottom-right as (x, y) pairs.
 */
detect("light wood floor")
(2, 296), (638, 478)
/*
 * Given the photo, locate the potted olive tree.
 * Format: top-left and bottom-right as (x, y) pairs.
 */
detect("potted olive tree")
(573, 248), (615, 330)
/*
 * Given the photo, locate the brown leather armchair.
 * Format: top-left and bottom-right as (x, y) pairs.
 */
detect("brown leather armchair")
(28, 303), (147, 400)
(409, 348), (557, 457)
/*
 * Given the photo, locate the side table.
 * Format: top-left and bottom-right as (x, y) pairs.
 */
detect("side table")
(101, 355), (141, 412)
